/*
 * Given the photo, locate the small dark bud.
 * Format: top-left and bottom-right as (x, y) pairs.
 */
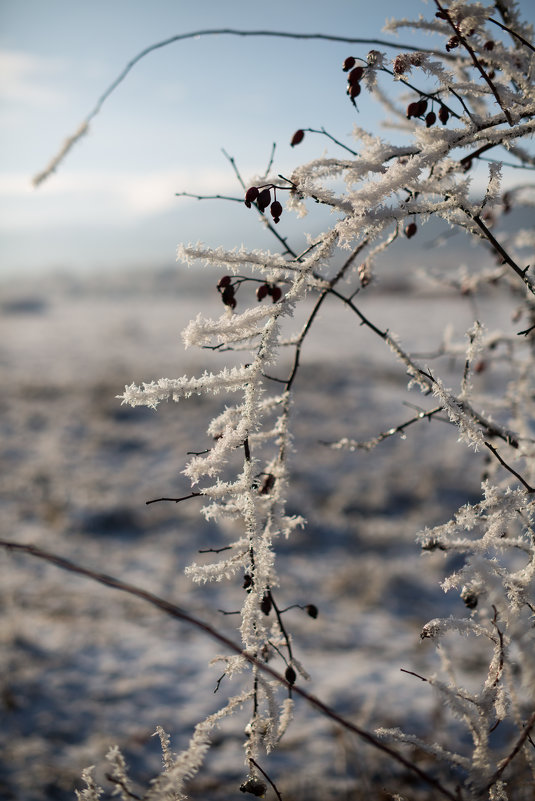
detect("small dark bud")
(217, 275), (232, 288)
(348, 66), (364, 85)
(446, 35), (459, 51)
(245, 186), (259, 206)
(342, 56), (356, 72)
(425, 111), (436, 128)
(285, 665), (297, 686)
(260, 593), (272, 615)
(270, 200), (283, 222)
(240, 777), (268, 797)
(406, 101), (419, 118)
(435, 10), (449, 19)
(438, 105), (449, 125)
(404, 222), (417, 239)
(256, 283), (269, 302)
(243, 573), (253, 590)
(305, 604), (318, 619)
(484, 40), (495, 51)
(462, 158), (472, 172)
(416, 98), (428, 116)
(270, 286), (282, 303)
(290, 129), (305, 147)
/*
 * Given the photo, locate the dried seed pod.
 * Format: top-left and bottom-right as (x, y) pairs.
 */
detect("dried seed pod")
(240, 776), (267, 797)
(404, 221), (417, 239)
(438, 105), (449, 125)
(290, 129), (305, 147)
(358, 261), (372, 288)
(217, 275), (232, 288)
(270, 286), (282, 303)
(244, 186), (259, 208)
(461, 586), (478, 609)
(285, 665), (297, 686)
(270, 200), (283, 223)
(260, 593), (272, 615)
(257, 187), (271, 212)
(425, 111), (436, 128)
(256, 283), (269, 302)
(348, 66), (364, 85)
(259, 473), (275, 494)
(342, 56), (356, 72)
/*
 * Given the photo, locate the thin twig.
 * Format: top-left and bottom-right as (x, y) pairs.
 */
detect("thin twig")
(484, 442), (535, 493)
(249, 757), (283, 801)
(488, 17), (535, 54)
(146, 492), (202, 506)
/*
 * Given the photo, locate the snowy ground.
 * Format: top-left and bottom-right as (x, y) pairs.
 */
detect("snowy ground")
(0, 265), (513, 799)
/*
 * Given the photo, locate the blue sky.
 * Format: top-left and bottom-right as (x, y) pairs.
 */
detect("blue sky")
(1, 0), (533, 277)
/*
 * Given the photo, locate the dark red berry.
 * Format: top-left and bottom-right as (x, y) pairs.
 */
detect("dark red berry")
(256, 283), (269, 301)
(416, 98), (428, 116)
(305, 604), (318, 619)
(438, 105), (449, 124)
(446, 36), (459, 51)
(435, 10), (448, 19)
(285, 665), (297, 686)
(347, 81), (361, 100)
(217, 275), (231, 288)
(270, 286), (282, 303)
(270, 200), (283, 223)
(257, 188), (271, 212)
(407, 101), (419, 118)
(290, 129), (305, 147)
(243, 574), (253, 590)
(245, 186), (259, 208)
(342, 56), (356, 72)
(221, 285), (236, 308)
(404, 222), (417, 239)
(348, 66), (364, 85)
(425, 111), (436, 127)
(239, 777), (268, 797)
(484, 40), (495, 51)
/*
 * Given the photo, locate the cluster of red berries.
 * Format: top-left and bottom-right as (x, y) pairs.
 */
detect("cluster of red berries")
(216, 276), (283, 310)
(256, 282), (282, 303)
(406, 98), (449, 127)
(342, 56), (365, 103)
(244, 185), (283, 223)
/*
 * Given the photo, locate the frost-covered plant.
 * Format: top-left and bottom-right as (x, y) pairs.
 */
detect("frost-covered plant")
(16, 1), (535, 799)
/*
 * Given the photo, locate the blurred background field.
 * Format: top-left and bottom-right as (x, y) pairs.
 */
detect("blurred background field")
(1, 261), (516, 800)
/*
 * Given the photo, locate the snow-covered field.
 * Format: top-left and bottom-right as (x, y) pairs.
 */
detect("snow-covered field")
(0, 266), (512, 799)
